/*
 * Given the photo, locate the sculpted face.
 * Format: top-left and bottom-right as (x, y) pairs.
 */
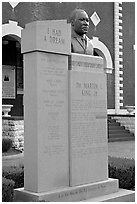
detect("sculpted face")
(72, 10), (89, 36)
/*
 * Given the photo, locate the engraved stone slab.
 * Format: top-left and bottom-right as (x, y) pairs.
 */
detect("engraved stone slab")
(21, 20), (71, 55)
(24, 52), (69, 192)
(69, 55), (108, 186)
(69, 53), (104, 72)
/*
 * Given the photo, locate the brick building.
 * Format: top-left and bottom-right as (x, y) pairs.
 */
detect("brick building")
(2, 2), (135, 116)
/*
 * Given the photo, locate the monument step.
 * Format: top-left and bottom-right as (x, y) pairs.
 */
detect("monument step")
(108, 132), (134, 138)
(108, 118), (117, 122)
(108, 118), (135, 142)
(108, 136), (135, 142)
(14, 178), (119, 202)
(83, 189), (135, 202)
(108, 122), (121, 127)
(108, 129), (130, 134)
(108, 125), (125, 130)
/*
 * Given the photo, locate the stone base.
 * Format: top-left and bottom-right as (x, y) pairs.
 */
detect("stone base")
(14, 178), (117, 202)
(84, 189), (135, 202)
(14, 178), (135, 202)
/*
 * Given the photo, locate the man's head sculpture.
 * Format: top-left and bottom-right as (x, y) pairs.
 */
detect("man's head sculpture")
(70, 8), (90, 37)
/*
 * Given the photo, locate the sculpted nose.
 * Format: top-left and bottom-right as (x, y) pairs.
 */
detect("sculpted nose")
(84, 20), (89, 26)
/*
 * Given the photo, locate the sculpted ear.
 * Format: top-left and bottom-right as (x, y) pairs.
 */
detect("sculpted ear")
(71, 19), (75, 26)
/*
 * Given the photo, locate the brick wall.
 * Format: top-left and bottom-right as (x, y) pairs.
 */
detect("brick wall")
(2, 117), (24, 151)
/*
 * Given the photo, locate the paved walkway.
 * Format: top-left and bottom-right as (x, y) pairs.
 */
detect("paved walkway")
(108, 140), (135, 159)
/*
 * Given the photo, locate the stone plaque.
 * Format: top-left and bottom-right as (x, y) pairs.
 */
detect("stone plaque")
(24, 52), (69, 192)
(69, 53), (104, 72)
(69, 57), (108, 186)
(21, 20), (71, 55)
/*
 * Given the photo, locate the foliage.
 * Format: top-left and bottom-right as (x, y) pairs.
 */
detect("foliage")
(2, 156), (135, 202)
(2, 177), (15, 202)
(108, 156), (135, 190)
(2, 165), (24, 188)
(2, 137), (13, 152)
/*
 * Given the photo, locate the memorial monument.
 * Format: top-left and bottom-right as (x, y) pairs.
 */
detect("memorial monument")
(14, 20), (135, 202)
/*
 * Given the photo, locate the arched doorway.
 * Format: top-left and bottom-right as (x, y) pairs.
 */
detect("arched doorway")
(2, 20), (24, 116)
(92, 37), (115, 110)
(2, 34), (24, 116)
(92, 37), (113, 73)
(2, 34), (23, 92)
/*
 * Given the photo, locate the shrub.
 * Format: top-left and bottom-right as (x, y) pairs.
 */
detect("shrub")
(108, 156), (135, 168)
(2, 157), (135, 192)
(108, 156), (135, 190)
(2, 177), (15, 202)
(2, 137), (12, 152)
(2, 165), (24, 188)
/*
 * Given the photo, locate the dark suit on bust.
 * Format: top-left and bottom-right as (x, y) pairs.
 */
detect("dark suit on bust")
(71, 29), (93, 55)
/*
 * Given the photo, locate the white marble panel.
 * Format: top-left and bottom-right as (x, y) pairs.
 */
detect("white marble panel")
(21, 20), (71, 54)
(24, 52), (69, 192)
(69, 69), (108, 186)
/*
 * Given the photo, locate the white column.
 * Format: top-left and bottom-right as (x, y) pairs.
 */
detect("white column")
(114, 2), (124, 114)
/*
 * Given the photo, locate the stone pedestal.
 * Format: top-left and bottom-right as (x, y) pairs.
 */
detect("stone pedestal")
(20, 20), (71, 193)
